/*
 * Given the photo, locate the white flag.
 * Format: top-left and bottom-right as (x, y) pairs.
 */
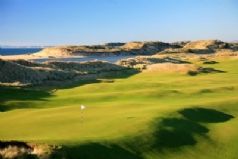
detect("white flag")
(80, 105), (86, 110)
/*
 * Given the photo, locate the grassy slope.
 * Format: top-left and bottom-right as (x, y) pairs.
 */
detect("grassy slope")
(0, 58), (238, 158)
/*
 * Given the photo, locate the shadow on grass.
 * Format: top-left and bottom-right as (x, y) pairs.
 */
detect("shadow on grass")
(198, 67), (226, 73)
(188, 67), (226, 76)
(0, 87), (51, 102)
(203, 61), (219, 64)
(0, 87), (52, 112)
(179, 107), (234, 123)
(0, 141), (31, 149)
(0, 69), (139, 112)
(51, 107), (234, 159)
(152, 118), (209, 150)
(51, 143), (143, 159)
(151, 107), (234, 152)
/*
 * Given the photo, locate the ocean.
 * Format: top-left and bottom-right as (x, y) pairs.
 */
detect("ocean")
(0, 48), (42, 56)
(0, 48), (134, 63)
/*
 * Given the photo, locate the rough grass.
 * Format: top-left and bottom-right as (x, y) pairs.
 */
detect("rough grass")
(0, 58), (238, 159)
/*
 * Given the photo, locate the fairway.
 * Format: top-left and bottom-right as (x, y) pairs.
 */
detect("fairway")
(1, 58), (238, 159)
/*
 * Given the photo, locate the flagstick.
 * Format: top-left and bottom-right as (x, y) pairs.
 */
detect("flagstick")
(81, 109), (84, 124)
(80, 105), (86, 124)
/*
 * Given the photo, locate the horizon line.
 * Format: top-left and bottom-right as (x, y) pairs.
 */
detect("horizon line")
(1, 39), (238, 48)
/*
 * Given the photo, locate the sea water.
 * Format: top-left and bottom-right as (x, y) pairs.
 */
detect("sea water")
(0, 48), (42, 56)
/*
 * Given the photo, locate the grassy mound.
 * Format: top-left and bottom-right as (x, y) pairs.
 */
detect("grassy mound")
(0, 59), (134, 86)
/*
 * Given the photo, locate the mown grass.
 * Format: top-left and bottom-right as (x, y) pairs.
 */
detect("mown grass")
(0, 58), (238, 158)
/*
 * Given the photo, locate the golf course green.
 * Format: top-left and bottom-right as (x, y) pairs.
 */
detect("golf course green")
(1, 58), (238, 159)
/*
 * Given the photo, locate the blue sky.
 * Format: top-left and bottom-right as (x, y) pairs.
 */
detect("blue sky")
(0, 0), (238, 46)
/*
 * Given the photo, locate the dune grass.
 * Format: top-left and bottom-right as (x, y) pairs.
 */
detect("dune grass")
(0, 58), (238, 158)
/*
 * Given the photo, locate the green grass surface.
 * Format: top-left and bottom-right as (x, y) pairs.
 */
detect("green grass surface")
(1, 58), (238, 158)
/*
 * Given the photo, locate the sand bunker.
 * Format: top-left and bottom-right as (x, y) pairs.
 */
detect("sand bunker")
(144, 63), (197, 73)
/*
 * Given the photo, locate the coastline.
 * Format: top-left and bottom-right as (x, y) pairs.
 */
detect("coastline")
(0, 54), (74, 60)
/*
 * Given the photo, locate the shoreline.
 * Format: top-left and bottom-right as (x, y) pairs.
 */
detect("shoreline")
(0, 54), (73, 60)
